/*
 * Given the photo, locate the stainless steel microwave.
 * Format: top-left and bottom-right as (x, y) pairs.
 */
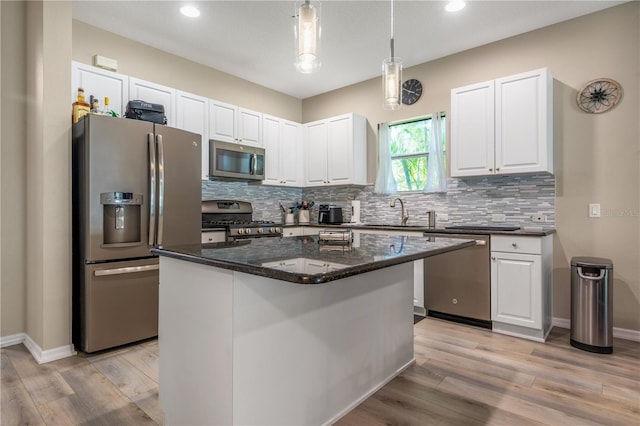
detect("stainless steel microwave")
(209, 140), (265, 181)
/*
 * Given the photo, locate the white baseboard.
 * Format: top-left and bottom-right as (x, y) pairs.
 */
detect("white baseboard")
(0, 333), (26, 348)
(552, 317), (640, 342)
(1, 333), (76, 364)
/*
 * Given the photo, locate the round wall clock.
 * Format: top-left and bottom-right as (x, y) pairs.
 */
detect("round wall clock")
(402, 79), (422, 105)
(577, 78), (622, 114)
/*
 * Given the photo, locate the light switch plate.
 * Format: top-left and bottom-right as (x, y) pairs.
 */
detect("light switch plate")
(589, 203), (601, 218)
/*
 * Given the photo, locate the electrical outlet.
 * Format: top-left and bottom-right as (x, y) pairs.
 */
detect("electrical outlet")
(588, 203), (601, 218)
(531, 214), (547, 223)
(491, 214), (506, 222)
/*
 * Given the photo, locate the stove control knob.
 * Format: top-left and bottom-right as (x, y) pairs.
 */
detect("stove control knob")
(257, 228), (264, 234)
(237, 229), (244, 235)
(275, 227), (282, 233)
(245, 228), (252, 234)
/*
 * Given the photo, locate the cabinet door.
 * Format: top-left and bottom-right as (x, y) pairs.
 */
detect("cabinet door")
(280, 120), (303, 186)
(129, 78), (176, 127)
(210, 100), (237, 143)
(305, 120), (329, 186)
(72, 61), (128, 117)
(491, 252), (541, 329)
(326, 114), (353, 185)
(450, 80), (495, 177)
(176, 91), (209, 179)
(262, 115), (282, 185)
(495, 68), (552, 174)
(237, 108), (262, 147)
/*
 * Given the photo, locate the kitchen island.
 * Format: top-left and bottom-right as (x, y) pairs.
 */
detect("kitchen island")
(152, 234), (474, 425)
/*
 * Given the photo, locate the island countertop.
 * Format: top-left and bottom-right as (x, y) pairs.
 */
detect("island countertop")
(151, 233), (474, 285)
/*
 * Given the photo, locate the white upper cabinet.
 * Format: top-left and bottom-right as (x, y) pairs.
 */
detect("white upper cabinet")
(304, 113), (367, 187)
(304, 120), (329, 186)
(495, 69), (553, 174)
(72, 61), (128, 117)
(451, 68), (553, 177)
(450, 80), (495, 177)
(209, 100), (262, 147)
(129, 77), (176, 127)
(262, 115), (303, 187)
(176, 91), (209, 179)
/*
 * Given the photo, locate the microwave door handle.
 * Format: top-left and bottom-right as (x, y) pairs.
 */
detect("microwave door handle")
(250, 153), (256, 175)
(148, 133), (156, 246)
(156, 134), (165, 246)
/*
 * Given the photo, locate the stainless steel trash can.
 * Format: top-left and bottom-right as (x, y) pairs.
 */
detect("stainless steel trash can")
(570, 257), (613, 354)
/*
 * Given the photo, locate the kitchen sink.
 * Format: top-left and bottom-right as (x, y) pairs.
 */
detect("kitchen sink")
(354, 223), (431, 230)
(444, 225), (520, 231)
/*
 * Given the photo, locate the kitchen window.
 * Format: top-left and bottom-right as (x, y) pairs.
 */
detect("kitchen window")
(387, 114), (446, 192)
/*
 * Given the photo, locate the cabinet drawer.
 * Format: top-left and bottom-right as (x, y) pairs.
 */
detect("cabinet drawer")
(491, 236), (541, 254)
(282, 227), (303, 237)
(201, 231), (226, 244)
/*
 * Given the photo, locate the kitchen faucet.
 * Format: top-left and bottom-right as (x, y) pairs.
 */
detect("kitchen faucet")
(390, 198), (409, 225)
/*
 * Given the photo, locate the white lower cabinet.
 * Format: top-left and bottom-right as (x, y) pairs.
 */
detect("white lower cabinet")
(491, 235), (553, 341)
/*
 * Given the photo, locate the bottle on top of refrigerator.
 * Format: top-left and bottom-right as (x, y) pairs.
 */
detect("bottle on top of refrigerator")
(72, 88), (90, 124)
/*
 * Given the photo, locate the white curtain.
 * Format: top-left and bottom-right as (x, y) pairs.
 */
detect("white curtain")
(423, 112), (448, 193)
(374, 122), (397, 195)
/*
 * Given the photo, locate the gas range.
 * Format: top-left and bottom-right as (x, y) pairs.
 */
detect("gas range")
(202, 200), (282, 240)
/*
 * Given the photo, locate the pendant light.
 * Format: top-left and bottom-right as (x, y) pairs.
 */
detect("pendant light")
(382, 0), (402, 109)
(294, 0), (321, 74)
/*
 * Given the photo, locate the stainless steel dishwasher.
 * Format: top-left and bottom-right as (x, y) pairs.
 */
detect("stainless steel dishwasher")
(424, 233), (491, 328)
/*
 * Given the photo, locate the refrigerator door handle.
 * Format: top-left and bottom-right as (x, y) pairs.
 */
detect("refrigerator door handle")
(157, 134), (165, 246)
(148, 133), (157, 246)
(94, 264), (160, 277)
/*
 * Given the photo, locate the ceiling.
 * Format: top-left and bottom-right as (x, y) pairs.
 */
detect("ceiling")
(72, 1), (624, 100)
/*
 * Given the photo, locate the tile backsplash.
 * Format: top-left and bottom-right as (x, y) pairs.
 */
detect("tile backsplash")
(202, 173), (555, 228)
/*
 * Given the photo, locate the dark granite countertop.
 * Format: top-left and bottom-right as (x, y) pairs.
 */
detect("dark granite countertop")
(284, 223), (555, 237)
(152, 234), (475, 285)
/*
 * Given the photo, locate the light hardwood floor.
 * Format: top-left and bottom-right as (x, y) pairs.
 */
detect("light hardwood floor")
(2, 318), (639, 425)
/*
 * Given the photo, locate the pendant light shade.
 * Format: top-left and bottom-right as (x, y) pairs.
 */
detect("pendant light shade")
(382, 56), (402, 110)
(294, 0), (321, 74)
(382, 0), (402, 109)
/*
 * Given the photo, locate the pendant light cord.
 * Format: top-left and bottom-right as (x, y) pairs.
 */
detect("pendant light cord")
(390, 0), (395, 58)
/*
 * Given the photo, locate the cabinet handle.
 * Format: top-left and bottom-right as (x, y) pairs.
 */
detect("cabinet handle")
(489, 168), (493, 172)
(496, 168), (500, 172)
(491, 256), (496, 261)
(512, 243), (517, 248)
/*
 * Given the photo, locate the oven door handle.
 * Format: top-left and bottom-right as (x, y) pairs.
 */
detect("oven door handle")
(94, 264), (159, 277)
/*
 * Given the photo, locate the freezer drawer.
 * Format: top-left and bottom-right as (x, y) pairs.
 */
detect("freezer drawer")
(77, 258), (159, 353)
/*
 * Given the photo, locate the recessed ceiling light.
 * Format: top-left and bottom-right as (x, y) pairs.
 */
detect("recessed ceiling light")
(445, 1), (466, 13)
(180, 5), (200, 18)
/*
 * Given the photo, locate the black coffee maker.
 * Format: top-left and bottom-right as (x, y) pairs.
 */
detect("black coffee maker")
(318, 204), (343, 224)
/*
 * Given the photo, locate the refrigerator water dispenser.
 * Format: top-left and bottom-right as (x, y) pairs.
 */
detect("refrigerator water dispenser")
(101, 192), (143, 246)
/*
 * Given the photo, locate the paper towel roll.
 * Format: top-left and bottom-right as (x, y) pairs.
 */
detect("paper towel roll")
(351, 200), (361, 223)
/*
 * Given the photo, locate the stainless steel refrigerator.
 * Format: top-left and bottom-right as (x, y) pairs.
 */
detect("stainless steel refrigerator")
(72, 115), (201, 353)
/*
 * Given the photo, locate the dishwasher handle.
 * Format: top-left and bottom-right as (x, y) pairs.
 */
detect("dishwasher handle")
(423, 232), (488, 247)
